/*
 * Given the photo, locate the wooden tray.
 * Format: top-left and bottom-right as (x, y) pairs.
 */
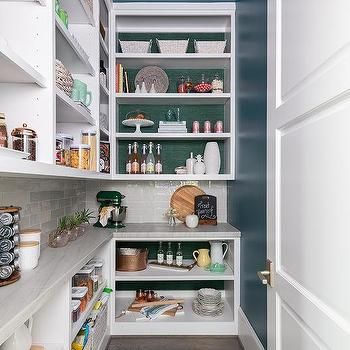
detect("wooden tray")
(0, 271), (20, 287)
(170, 185), (205, 222)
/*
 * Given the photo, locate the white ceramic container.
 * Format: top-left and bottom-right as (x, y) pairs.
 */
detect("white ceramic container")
(20, 228), (41, 257)
(185, 214), (199, 228)
(18, 241), (39, 270)
(204, 142), (221, 174)
(209, 241), (228, 265)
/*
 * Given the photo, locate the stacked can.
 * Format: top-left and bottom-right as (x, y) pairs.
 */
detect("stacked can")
(0, 206), (21, 283)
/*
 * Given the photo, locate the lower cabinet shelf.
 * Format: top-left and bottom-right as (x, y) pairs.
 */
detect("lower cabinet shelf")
(113, 290), (235, 335)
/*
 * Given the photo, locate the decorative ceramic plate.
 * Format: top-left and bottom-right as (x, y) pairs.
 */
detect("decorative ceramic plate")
(135, 66), (169, 93)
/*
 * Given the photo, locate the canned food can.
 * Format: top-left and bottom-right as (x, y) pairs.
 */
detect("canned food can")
(204, 120), (212, 133)
(214, 120), (223, 133)
(192, 121), (200, 133)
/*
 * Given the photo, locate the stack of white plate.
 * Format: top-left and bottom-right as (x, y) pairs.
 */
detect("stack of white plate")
(192, 288), (224, 317)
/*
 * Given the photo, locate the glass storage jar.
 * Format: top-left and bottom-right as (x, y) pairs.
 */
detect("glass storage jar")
(73, 264), (95, 301)
(71, 300), (81, 322)
(11, 123), (37, 161)
(0, 112), (8, 148)
(72, 286), (88, 312)
(70, 144), (90, 170)
(81, 130), (96, 171)
(56, 133), (73, 166)
(89, 258), (104, 284)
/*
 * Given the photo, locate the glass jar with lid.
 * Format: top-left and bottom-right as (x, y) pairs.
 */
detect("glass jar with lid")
(211, 73), (224, 93)
(0, 112), (8, 148)
(11, 123), (37, 161)
(70, 144), (90, 170)
(56, 133), (73, 166)
(81, 130), (96, 171)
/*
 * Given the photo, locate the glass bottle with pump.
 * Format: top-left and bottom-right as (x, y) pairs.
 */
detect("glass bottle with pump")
(157, 241), (164, 264)
(155, 143), (162, 174)
(140, 143), (148, 174)
(126, 143), (132, 174)
(146, 142), (155, 174)
(166, 242), (173, 265)
(176, 242), (183, 266)
(131, 142), (140, 174)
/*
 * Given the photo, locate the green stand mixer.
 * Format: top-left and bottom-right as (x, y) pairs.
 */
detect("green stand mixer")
(93, 191), (127, 228)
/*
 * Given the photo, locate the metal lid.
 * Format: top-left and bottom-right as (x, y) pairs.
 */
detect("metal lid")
(56, 133), (73, 140)
(11, 124), (37, 138)
(71, 300), (81, 311)
(77, 264), (95, 274)
(81, 129), (97, 136)
(70, 144), (90, 150)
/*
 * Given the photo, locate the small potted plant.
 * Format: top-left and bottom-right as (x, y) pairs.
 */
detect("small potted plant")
(48, 216), (69, 248)
(76, 209), (94, 236)
(66, 214), (80, 241)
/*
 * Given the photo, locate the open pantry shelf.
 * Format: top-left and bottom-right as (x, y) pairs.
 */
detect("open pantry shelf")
(115, 93), (230, 105)
(71, 281), (107, 342)
(55, 16), (95, 76)
(113, 291), (235, 335)
(116, 260), (234, 281)
(60, 0), (95, 26)
(115, 53), (231, 69)
(0, 37), (46, 86)
(113, 174), (232, 181)
(115, 133), (230, 140)
(56, 88), (95, 125)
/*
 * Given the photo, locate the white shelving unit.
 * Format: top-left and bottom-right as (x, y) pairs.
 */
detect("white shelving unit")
(111, 223), (240, 336)
(60, 0), (95, 26)
(56, 88), (95, 125)
(100, 33), (109, 57)
(115, 132), (231, 140)
(0, 37), (46, 86)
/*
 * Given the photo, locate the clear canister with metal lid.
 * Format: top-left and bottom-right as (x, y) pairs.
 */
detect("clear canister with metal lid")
(81, 130), (97, 171)
(70, 144), (90, 170)
(11, 123), (37, 161)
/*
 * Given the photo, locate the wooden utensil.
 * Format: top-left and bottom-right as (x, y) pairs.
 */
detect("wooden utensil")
(170, 185), (205, 222)
(131, 299), (185, 308)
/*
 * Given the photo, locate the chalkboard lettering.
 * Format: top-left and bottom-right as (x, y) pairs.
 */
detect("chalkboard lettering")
(195, 195), (217, 225)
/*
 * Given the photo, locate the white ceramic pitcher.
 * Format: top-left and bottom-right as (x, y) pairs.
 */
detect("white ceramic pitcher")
(0, 318), (33, 350)
(209, 241), (228, 265)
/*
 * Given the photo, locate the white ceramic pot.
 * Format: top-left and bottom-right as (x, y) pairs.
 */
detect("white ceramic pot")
(185, 214), (199, 228)
(20, 228), (41, 257)
(0, 318), (33, 350)
(209, 241), (228, 265)
(204, 142), (221, 174)
(18, 241), (39, 270)
(193, 155), (206, 174)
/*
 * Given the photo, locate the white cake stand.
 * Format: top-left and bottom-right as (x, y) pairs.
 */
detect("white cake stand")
(122, 119), (154, 133)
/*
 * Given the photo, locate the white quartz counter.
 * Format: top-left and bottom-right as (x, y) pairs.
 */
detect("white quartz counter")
(113, 223), (241, 241)
(0, 227), (113, 345)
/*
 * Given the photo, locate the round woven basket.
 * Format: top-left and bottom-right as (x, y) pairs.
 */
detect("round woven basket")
(55, 59), (73, 97)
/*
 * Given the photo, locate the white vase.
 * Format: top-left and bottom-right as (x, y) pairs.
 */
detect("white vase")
(204, 142), (220, 174)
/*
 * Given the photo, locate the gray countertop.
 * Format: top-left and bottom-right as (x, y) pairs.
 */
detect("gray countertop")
(0, 227), (113, 345)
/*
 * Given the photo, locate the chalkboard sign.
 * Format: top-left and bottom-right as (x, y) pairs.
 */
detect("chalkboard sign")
(195, 195), (217, 225)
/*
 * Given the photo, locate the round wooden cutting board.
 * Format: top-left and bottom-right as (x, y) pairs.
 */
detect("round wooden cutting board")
(170, 185), (206, 222)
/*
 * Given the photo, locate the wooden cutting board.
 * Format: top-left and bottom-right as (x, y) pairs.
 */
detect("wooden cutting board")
(170, 185), (205, 222)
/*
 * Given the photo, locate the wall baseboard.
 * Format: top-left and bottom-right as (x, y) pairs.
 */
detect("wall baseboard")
(238, 307), (265, 350)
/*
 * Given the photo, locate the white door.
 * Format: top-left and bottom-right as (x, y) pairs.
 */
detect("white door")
(266, 0), (350, 349)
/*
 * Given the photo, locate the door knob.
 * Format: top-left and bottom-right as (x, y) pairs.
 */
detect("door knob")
(257, 259), (274, 287)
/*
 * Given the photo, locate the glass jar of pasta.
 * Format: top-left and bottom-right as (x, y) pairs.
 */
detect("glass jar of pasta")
(70, 144), (90, 170)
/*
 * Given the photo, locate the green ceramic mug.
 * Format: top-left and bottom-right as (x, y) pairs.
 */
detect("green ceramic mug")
(58, 8), (68, 28)
(71, 79), (92, 107)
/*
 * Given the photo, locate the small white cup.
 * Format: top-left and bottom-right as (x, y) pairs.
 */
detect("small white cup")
(19, 241), (39, 270)
(20, 228), (41, 257)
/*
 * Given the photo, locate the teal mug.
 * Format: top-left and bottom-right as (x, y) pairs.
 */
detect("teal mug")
(71, 79), (92, 107)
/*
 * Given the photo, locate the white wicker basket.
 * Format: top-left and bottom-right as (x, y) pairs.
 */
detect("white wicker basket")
(194, 40), (227, 54)
(55, 59), (73, 96)
(119, 39), (152, 53)
(92, 304), (108, 350)
(156, 38), (189, 54)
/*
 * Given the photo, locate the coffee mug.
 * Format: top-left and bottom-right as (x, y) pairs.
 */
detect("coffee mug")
(19, 241), (39, 270)
(71, 79), (92, 106)
(19, 229), (41, 257)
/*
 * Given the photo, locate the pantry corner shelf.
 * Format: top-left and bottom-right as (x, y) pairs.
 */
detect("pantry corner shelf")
(56, 88), (96, 125)
(115, 132), (231, 140)
(0, 37), (46, 87)
(100, 34), (109, 57)
(115, 260), (234, 282)
(59, 0), (95, 26)
(115, 53), (231, 69)
(115, 93), (231, 105)
(113, 174), (233, 181)
(55, 16), (95, 76)
(71, 281), (107, 342)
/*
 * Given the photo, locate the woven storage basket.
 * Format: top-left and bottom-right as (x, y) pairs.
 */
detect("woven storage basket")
(156, 38), (189, 54)
(55, 59), (73, 96)
(194, 40), (227, 54)
(91, 304), (108, 350)
(119, 39), (152, 53)
(117, 248), (148, 271)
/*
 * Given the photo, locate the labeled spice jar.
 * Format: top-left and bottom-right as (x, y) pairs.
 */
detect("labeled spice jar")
(0, 112), (8, 148)
(70, 144), (90, 170)
(81, 130), (96, 171)
(56, 133), (73, 166)
(0, 206), (20, 226)
(72, 286), (88, 313)
(71, 300), (81, 322)
(73, 264), (95, 301)
(211, 73), (224, 93)
(11, 123), (37, 161)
